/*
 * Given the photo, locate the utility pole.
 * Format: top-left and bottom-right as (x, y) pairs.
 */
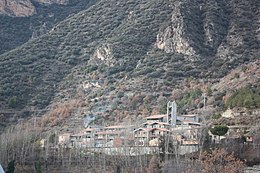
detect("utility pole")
(203, 93), (206, 110)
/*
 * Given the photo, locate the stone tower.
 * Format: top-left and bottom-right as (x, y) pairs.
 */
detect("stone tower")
(167, 101), (177, 127)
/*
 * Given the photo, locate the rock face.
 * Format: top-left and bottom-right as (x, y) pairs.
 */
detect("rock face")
(156, 0), (259, 62)
(156, 0), (228, 56)
(0, 0), (35, 17)
(215, 0), (260, 61)
(0, 0), (68, 17)
(91, 44), (116, 67)
(156, 1), (196, 56)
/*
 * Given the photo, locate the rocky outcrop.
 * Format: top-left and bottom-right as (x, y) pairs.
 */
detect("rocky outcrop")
(0, 0), (35, 17)
(215, 0), (260, 61)
(156, 1), (196, 56)
(202, 0), (229, 49)
(156, 0), (259, 63)
(0, 0), (68, 17)
(156, 0), (230, 57)
(90, 44), (116, 67)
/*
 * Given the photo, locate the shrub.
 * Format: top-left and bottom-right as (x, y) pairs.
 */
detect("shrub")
(177, 88), (202, 112)
(211, 113), (221, 119)
(225, 86), (260, 109)
(210, 125), (229, 136)
(8, 96), (18, 108)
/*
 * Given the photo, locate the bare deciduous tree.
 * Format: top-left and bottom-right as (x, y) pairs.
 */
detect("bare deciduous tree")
(200, 148), (244, 173)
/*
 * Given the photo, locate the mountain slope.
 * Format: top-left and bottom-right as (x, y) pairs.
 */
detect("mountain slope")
(0, 0), (69, 17)
(0, 0), (259, 128)
(0, 0), (96, 55)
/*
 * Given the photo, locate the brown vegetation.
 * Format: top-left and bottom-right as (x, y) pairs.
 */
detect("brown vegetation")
(200, 148), (245, 173)
(40, 99), (83, 127)
(146, 155), (161, 173)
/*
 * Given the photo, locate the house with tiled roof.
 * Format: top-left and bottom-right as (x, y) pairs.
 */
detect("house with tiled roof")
(142, 121), (171, 129)
(94, 124), (134, 147)
(145, 114), (167, 122)
(134, 128), (150, 146)
(134, 127), (170, 146)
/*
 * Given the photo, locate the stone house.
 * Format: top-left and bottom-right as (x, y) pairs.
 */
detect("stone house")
(58, 133), (71, 147)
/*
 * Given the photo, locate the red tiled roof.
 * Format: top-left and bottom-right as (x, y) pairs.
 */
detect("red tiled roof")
(134, 127), (170, 132)
(71, 133), (85, 137)
(142, 121), (171, 126)
(83, 128), (95, 132)
(59, 133), (71, 136)
(104, 125), (133, 129)
(151, 122), (170, 125)
(150, 128), (170, 132)
(134, 128), (151, 132)
(181, 114), (197, 117)
(145, 114), (167, 119)
(96, 131), (122, 135)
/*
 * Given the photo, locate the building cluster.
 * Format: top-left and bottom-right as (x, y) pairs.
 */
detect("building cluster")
(51, 101), (258, 149)
(58, 111), (204, 148)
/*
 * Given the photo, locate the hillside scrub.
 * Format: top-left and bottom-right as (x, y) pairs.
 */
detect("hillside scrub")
(0, 0), (97, 55)
(0, 0), (259, 130)
(225, 85), (260, 109)
(177, 88), (202, 113)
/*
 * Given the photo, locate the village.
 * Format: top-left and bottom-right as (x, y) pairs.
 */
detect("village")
(50, 101), (255, 155)
(55, 101), (201, 149)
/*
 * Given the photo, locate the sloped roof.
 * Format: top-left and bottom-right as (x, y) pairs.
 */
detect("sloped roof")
(134, 127), (170, 132)
(71, 134), (84, 137)
(59, 133), (71, 136)
(142, 121), (171, 126)
(145, 114), (167, 119)
(96, 131), (122, 135)
(180, 114), (197, 117)
(104, 125), (133, 129)
(134, 128), (151, 132)
(150, 128), (170, 132)
(83, 128), (96, 132)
